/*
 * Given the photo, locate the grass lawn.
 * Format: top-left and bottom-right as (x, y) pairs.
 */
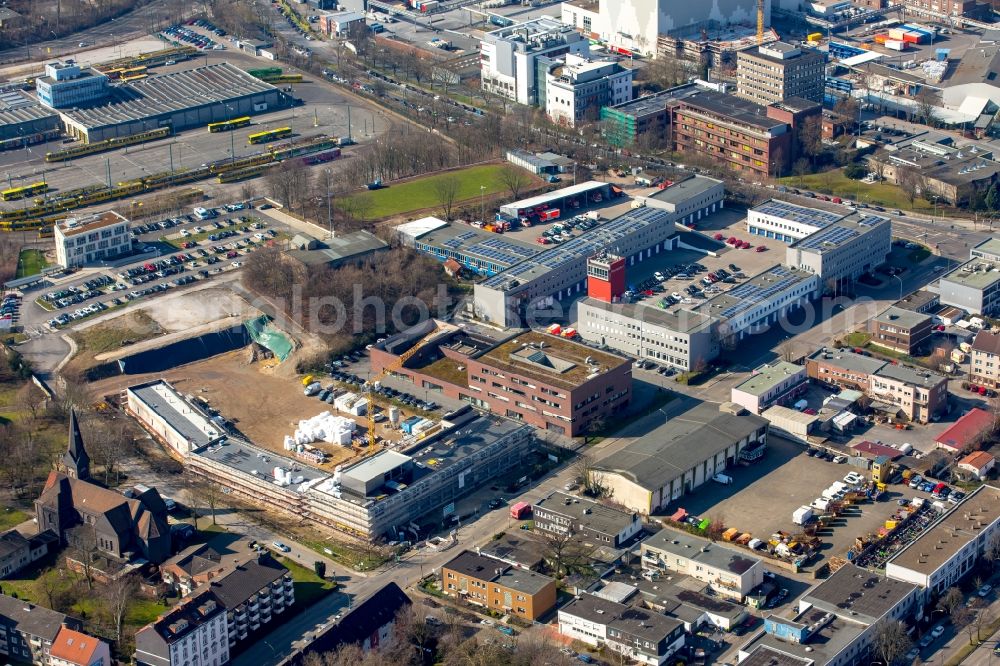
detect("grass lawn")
(70, 310), (162, 357)
(128, 598), (171, 625)
(0, 508), (28, 532)
(14, 249), (48, 279)
(843, 331), (871, 347)
(280, 557), (336, 607)
(340, 164), (524, 220)
(779, 170), (950, 214)
(301, 536), (390, 571)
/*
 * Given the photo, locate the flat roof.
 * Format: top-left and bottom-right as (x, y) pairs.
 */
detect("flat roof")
(57, 210), (129, 237)
(534, 491), (636, 535)
(691, 265), (816, 322)
(807, 348), (887, 375)
(603, 571), (747, 621)
(762, 404), (818, 426)
(646, 174), (722, 204)
(740, 645), (814, 666)
(500, 180), (608, 212)
(594, 402), (767, 491)
(873, 363), (946, 389)
(288, 231), (388, 266)
(342, 450), (411, 486)
(560, 594), (683, 642)
(802, 564), (916, 625)
(194, 439), (327, 492)
(973, 238), (1000, 258)
(895, 290), (939, 312)
(507, 149), (556, 170)
(395, 216), (448, 241)
(873, 305), (931, 330)
(59, 63), (277, 130)
(605, 86), (700, 117)
(128, 380), (222, 448)
(644, 529), (760, 574)
(579, 297), (715, 335)
(742, 611), (865, 664)
(676, 90), (787, 131)
(752, 200), (846, 229)
(410, 223), (543, 270)
(475, 330), (630, 390)
(941, 258), (1000, 291)
(0, 91), (59, 128)
(790, 214), (888, 254)
(733, 361), (804, 397)
(889, 485), (1000, 575)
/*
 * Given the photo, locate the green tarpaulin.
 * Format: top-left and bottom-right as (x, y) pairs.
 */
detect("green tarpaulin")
(244, 315), (293, 361)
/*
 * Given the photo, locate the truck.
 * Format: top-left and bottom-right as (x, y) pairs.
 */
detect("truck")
(510, 502), (531, 520)
(793, 506), (814, 525)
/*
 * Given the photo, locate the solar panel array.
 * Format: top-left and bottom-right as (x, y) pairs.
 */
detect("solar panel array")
(857, 215), (886, 228)
(754, 200), (844, 229)
(796, 225), (859, 251)
(717, 266), (807, 319)
(477, 236), (538, 259)
(442, 230), (478, 248)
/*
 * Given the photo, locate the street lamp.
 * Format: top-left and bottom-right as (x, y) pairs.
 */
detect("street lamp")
(892, 273), (903, 301)
(479, 185), (486, 223)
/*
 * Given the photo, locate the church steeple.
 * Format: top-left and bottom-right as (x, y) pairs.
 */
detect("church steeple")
(62, 409), (90, 481)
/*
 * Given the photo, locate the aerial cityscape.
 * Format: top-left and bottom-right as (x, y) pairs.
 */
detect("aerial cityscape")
(3, 0), (1000, 663)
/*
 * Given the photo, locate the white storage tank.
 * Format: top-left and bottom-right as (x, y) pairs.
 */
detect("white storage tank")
(389, 406), (400, 424)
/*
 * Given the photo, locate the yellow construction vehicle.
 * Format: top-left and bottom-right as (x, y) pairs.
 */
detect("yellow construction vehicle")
(363, 329), (439, 450)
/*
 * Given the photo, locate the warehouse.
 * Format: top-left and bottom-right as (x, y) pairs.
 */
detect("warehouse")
(590, 402), (768, 515)
(125, 380), (226, 455)
(57, 63), (291, 143)
(0, 91), (60, 142)
(497, 181), (614, 222)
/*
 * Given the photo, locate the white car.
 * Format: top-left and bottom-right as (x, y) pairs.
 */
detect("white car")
(179, 229), (190, 237)
(231, 261), (243, 268)
(654, 272), (666, 281)
(271, 541), (291, 553)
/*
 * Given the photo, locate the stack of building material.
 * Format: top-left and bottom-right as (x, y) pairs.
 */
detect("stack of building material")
(285, 412), (357, 446)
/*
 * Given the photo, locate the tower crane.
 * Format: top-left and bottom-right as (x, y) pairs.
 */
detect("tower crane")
(362, 329), (439, 451)
(757, 0), (765, 45)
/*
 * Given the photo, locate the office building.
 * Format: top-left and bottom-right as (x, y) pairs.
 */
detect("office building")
(591, 402), (768, 515)
(886, 485), (1000, 601)
(533, 491), (641, 548)
(134, 590), (229, 666)
(466, 330), (632, 436)
(440, 550), (557, 621)
(784, 214), (891, 287)
(125, 380), (225, 456)
(938, 251), (1000, 316)
(738, 564), (919, 666)
(545, 54), (633, 127)
(737, 42), (825, 105)
(49, 627), (111, 666)
(54, 211), (132, 268)
(971, 330), (1000, 388)
(36, 61), (109, 109)
(317, 11), (365, 37)
(558, 593), (685, 666)
(730, 361), (807, 415)
(867, 306), (933, 355)
(480, 18), (589, 106)
(641, 529), (765, 600)
(0, 594), (83, 666)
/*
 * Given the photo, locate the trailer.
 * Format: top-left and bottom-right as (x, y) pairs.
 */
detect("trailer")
(510, 502), (531, 520)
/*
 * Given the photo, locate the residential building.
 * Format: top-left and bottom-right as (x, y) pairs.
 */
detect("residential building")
(134, 590), (229, 666)
(935, 407), (994, 451)
(35, 414), (171, 564)
(784, 213), (892, 289)
(466, 330), (632, 436)
(867, 306), (933, 355)
(597, 573), (748, 630)
(125, 380), (225, 456)
(0, 594), (82, 666)
(480, 18), (589, 106)
(440, 550), (557, 621)
(592, 402), (768, 515)
(886, 485), (1000, 602)
(738, 564), (919, 666)
(558, 593), (685, 666)
(54, 211), (132, 268)
(532, 491), (642, 548)
(971, 330), (1000, 388)
(669, 90), (801, 178)
(206, 555), (294, 648)
(869, 363), (948, 423)
(49, 627), (111, 666)
(736, 43), (825, 105)
(806, 348), (947, 423)
(279, 583), (411, 664)
(160, 543), (251, 597)
(473, 178), (724, 327)
(641, 529), (765, 601)
(900, 0), (976, 18)
(958, 451), (996, 479)
(730, 361), (807, 415)
(0, 529), (56, 580)
(545, 53), (632, 127)
(36, 61), (108, 109)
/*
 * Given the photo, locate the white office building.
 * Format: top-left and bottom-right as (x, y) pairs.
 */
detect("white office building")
(641, 529), (765, 601)
(36, 60), (109, 109)
(544, 54), (633, 127)
(747, 199), (847, 243)
(54, 211), (132, 267)
(480, 17), (589, 106)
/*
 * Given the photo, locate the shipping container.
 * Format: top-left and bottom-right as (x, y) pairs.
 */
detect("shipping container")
(874, 34), (888, 44)
(885, 39), (907, 51)
(807, 32), (823, 42)
(887, 28), (906, 40)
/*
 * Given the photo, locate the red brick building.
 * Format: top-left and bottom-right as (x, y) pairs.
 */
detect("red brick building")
(371, 322), (632, 436)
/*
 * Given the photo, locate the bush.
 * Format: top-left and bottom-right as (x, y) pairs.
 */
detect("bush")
(844, 164), (868, 180)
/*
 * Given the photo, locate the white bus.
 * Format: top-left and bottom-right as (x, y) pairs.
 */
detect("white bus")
(193, 206), (218, 221)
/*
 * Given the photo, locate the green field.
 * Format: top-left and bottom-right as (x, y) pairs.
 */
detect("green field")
(280, 557), (337, 606)
(341, 164), (522, 220)
(15, 249), (48, 279)
(779, 170), (953, 215)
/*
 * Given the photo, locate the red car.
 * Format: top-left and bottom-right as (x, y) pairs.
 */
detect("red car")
(755, 246), (767, 252)
(741, 241), (752, 249)
(727, 236), (738, 244)
(536, 237), (550, 245)
(713, 233), (725, 241)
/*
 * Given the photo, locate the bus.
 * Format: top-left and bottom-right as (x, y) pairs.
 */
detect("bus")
(1, 182), (48, 202)
(208, 116), (252, 133)
(248, 127), (292, 144)
(120, 73), (148, 82)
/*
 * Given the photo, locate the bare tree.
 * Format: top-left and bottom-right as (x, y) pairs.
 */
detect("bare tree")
(953, 604), (976, 645)
(938, 586), (965, 617)
(432, 176), (461, 221)
(537, 525), (586, 579)
(898, 166), (926, 206)
(71, 524), (99, 591)
(872, 620), (912, 666)
(190, 479), (222, 527)
(84, 416), (134, 486)
(498, 166), (530, 200)
(914, 89), (939, 128)
(103, 575), (138, 643)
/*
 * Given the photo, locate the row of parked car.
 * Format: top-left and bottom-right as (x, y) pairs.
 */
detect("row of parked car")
(163, 20), (226, 50)
(1, 292), (20, 327)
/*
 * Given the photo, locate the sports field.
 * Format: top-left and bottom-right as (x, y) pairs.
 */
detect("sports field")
(342, 164), (531, 219)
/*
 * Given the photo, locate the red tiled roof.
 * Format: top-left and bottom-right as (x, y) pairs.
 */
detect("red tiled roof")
(936, 408), (994, 450)
(49, 627), (104, 666)
(959, 450), (995, 469)
(852, 441), (901, 459)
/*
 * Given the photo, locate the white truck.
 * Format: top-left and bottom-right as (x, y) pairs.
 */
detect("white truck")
(792, 506), (814, 525)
